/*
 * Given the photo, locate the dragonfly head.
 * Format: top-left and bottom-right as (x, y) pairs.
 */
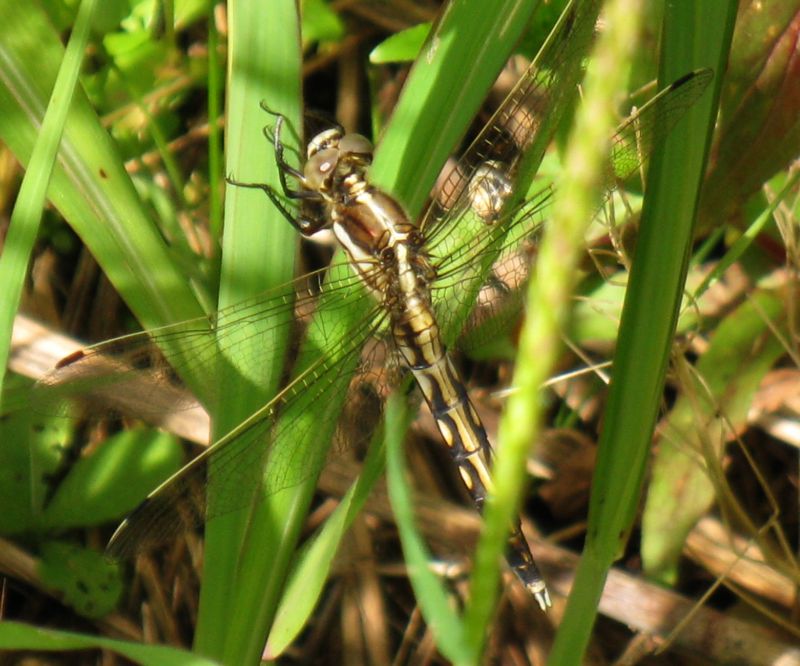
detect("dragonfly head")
(305, 129), (375, 192)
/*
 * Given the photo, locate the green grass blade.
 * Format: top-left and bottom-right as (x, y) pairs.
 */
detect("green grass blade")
(548, 3), (735, 664)
(264, 415), (388, 658)
(206, 4), (224, 238)
(193, 0), (303, 660)
(0, 621), (219, 666)
(0, 1), (205, 329)
(384, 392), (472, 666)
(0, 0), (99, 393)
(227, 261), (369, 664)
(463, 0), (602, 645)
(477, 0), (629, 631)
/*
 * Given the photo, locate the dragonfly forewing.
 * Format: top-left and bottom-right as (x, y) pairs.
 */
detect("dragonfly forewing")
(421, 1), (600, 247)
(29, 265), (363, 419)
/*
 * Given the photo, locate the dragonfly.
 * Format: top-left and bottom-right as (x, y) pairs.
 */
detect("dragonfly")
(26, 1), (712, 612)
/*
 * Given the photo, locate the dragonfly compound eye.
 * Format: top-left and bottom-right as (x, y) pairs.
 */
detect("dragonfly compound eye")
(338, 133), (373, 158)
(307, 128), (343, 158)
(305, 148), (340, 190)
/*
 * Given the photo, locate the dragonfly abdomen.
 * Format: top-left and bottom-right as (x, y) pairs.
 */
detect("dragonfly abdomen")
(392, 300), (551, 609)
(408, 352), (495, 502)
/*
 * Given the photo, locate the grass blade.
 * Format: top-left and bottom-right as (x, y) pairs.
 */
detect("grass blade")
(194, 0), (303, 660)
(549, 3), (734, 663)
(0, 0), (99, 393)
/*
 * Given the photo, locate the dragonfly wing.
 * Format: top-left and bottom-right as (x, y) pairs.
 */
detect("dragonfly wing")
(106, 303), (390, 558)
(21, 263), (367, 425)
(420, 2), (599, 250)
(12, 252), (404, 558)
(607, 68), (714, 185)
(417, 2), (599, 348)
(429, 68), (713, 350)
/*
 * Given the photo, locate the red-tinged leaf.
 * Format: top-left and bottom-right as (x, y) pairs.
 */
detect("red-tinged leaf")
(699, 3), (800, 230)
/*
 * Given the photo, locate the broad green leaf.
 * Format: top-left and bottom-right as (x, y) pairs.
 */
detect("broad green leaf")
(369, 23), (431, 65)
(42, 428), (183, 530)
(39, 542), (123, 619)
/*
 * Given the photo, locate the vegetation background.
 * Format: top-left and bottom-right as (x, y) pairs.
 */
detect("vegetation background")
(0, 0), (798, 664)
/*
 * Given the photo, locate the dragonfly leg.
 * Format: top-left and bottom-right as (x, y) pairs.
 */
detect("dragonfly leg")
(259, 101), (344, 139)
(229, 106), (334, 234)
(254, 103), (322, 198)
(225, 175), (324, 234)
